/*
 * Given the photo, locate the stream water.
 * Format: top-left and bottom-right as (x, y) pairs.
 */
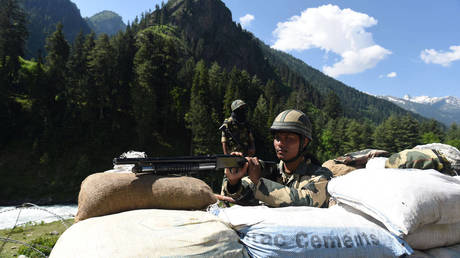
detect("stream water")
(0, 204), (78, 230)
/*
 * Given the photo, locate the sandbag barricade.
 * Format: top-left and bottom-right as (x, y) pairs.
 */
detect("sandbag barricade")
(215, 205), (413, 257)
(75, 172), (217, 222)
(327, 168), (460, 238)
(51, 209), (248, 258)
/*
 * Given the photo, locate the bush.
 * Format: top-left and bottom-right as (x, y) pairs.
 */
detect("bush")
(17, 234), (59, 257)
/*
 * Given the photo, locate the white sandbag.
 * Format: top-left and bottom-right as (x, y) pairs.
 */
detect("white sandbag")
(412, 243), (460, 258)
(216, 205), (412, 257)
(366, 157), (388, 169)
(51, 209), (247, 258)
(405, 222), (460, 250)
(327, 168), (460, 237)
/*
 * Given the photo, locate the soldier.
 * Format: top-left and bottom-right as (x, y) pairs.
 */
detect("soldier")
(221, 109), (332, 207)
(220, 99), (256, 157)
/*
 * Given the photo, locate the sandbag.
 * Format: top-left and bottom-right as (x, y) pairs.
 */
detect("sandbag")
(215, 205), (412, 257)
(75, 172), (217, 222)
(385, 149), (456, 176)
(410, 243), (460, 257)
(328, 168), (460, 237)
(51, 209), (247, 258)
(322, 159), (357, 177)
(405, 222), (460, 250)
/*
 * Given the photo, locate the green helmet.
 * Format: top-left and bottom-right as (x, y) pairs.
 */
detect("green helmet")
(231, 99), (247, 112)
(270, 109), (312, 140)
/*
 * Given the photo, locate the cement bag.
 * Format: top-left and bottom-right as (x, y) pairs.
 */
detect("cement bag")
(51, 209), (247, 258)
(76, 172), (217, 221)
(410, 243), (460, 258)
(215, 205), (412, 257)
(405, 222), (460, 250)
(322, 160), (357, 177)
(327, 168), (460, 236)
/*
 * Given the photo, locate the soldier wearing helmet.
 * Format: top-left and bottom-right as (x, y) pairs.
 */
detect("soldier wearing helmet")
(220, 99), (256, 157)
(221, 109), (332, 207)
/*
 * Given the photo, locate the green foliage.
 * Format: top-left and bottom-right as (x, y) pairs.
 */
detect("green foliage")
(17, 234), (58, 257)
(86, 10), (126, 36)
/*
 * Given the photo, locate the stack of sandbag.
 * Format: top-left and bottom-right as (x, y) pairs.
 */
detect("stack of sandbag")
(328, 168), (460, 252)
(215, 204), (413, 257)
(323, 149), (390, 177)
(50, 209), (248, 257)
(75, 172), (217, 221)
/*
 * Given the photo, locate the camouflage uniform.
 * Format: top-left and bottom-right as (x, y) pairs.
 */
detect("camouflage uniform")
(385, 148), (456, 176)
(221, 116), (255, 156)
(221, 158), (332, 207)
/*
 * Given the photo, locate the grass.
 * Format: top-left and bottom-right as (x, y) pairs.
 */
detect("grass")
(0, 219), (74, 257)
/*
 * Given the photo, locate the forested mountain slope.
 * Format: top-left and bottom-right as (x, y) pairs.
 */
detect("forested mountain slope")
(20, 0), (91, 58)
(86, 10), (126, 36)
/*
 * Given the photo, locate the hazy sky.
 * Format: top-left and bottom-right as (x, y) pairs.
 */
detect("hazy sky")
(71, 0), (460, 98)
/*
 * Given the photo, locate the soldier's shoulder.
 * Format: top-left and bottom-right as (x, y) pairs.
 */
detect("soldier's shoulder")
(306, 162), (333, 180)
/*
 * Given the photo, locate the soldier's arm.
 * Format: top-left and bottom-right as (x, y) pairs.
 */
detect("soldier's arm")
(221, 128), (229, 154)
(252, 175), (329, 207)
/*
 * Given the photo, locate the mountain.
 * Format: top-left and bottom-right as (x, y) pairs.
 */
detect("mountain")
(378, 95), (460, 126)
(86, 10), (126, 36)
(21, 0), (91, 58)
(147, 0), (422, 124)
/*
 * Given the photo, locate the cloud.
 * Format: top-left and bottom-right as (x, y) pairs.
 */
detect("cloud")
(239, 14), (255, 28)
(272, 4), (391, 77)
(387, 72), (397, 78)
(420, 45), (460, 67)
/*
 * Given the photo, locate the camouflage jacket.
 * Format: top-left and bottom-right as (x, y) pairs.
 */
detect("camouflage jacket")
(385, 148), (457, 176)
(221, 116), (255, 155)
(221, 158), (333, 208)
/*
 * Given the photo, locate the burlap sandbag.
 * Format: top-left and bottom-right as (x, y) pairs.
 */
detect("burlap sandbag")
(322, 159), (357, 177)
(75, 173), (217, 222)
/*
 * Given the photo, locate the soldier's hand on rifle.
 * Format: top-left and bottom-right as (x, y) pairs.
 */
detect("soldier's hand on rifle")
(225, 152), (247, 185)
(247, 157), (262, 185)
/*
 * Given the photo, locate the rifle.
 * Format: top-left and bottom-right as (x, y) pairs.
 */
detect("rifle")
(113, 154), (277, 176)
(219, 123), (244, 151)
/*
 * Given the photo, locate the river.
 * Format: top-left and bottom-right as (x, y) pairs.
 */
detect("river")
(0, 204), (78, 230)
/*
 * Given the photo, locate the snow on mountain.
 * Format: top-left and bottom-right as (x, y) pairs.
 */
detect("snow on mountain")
(379, 95), (460, 126)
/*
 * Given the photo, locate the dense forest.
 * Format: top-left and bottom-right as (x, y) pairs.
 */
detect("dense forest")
(1, 0), (459, 204)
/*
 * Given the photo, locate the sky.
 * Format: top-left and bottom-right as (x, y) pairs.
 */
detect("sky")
(71, 0), (460, 98)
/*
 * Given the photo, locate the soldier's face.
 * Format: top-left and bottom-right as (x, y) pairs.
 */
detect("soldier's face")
(273, 132), (301, 160)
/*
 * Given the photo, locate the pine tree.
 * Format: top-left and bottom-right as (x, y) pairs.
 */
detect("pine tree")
(324, 91), (342, 119)
(184, 60), (217, 154)
(0, 0), (28, 87)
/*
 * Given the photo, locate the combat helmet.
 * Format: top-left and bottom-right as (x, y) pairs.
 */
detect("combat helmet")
(270, 109), (312, 140)
(231, 99), (247, 112)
